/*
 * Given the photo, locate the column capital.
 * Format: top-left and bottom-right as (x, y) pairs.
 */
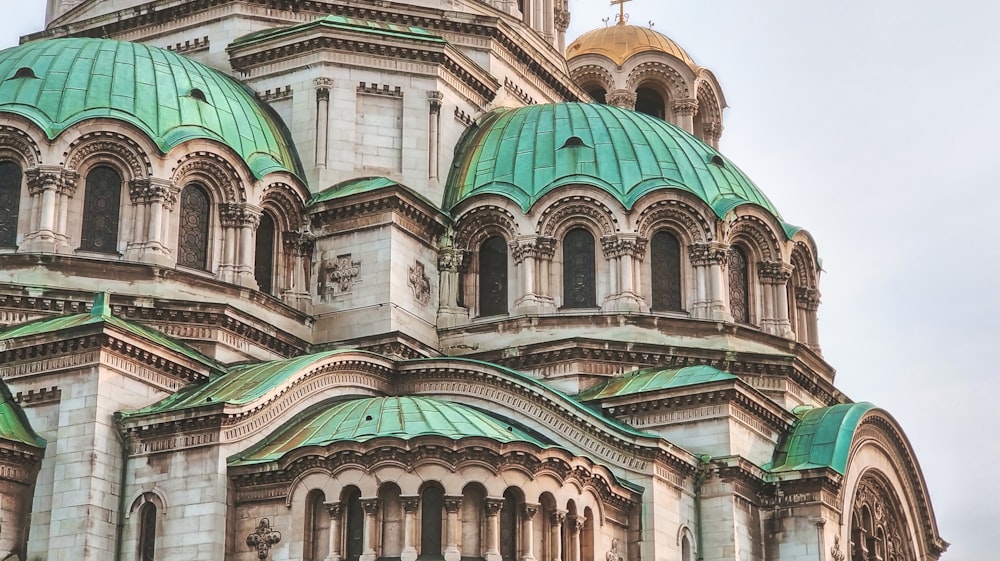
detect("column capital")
(129, 177), (178, 206)
(511, 235), (556, 264)
(484, 498), (504, 516)
(757, 260), (793, 284)
(567, 514), (585, 533)
(796, 286), (821, 311)
(522, 503), (539, 519)
(220, 203), (263, 228)
(26, 165), (77, 196)
(444, 495), (463, 513)
(401, 496), (420, 513)
(688, 241), (729, 266)
(606, 89), (637, 110)
(554, 8), (571, 32)
(326, 501), (344, 519)
(428, 91), (444, 113)
(550, 510), (567, 525)
(672, 98), (699, 116)
(601, 234), (647, 260)
(361, 498), (380, 515)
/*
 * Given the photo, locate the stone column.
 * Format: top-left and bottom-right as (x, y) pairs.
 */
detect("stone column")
(401, 496), (420, 561)
(235, 203), (262, 288)
(22, 166), (75, 253)
(703, 121), (723, 149)
(512, 236), (556, 314)
(688, 242), (732, 321)
(315, 78), (333, 169)
(521, 504), (538, 561)
(484, 498), (504, 561)
(428, 91), (443, 180)
(554, 4), (570, 52)
(282, 229), (315, 312)
(567, 514), (584, 561)
(326, 502), (344, 561)
(758, 261), (794, 337)
(601, 234), (646, 312)
(437, 228), (469, 327)
(443, 496), (463, 561)
(360, 498), (379, 561)
(672, 98), (698, 134)
(550, 511), (566, 561)
(606, 90), (637, 110)
(128, 178), (176, 264)
(803, 287), (822, 352)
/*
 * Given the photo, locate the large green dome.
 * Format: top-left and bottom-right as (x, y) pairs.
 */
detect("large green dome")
(0, 38), (302, 179)
(446, 102), (783, 223)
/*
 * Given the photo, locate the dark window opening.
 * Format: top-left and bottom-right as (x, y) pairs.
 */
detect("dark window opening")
(80, 166), (122, 253)
(0, 161), (22, 247)
(345, 488), (364, 561)
(562, 136), (586, 148)
(138, 503), (156, 561)
(13, 67), (36, 79)
(189, 88), (208, 102)
(635, 87), (665, 120)
(587, 87), (607, 104)
(420, 487), (444, 559)
(478, 235), (508, 316)
(255, 212), (276, 294)
(651, 231), (682, 311)
(177, 184), (210, 270)
(562, 228), (596, 308)
(728, 246), (750, 323)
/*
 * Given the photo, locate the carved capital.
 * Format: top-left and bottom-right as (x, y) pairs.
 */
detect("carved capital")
(601, 234), (647, 259)
(326, 502), (344, 520)
(444, 496), (462, 513)
(672, 98), (699, 116)
(484, 498), (504, 516)
(550, 510), (567, 525)
(129, 177), (178, 206)
(606, 89), (637, 110)
(26, 166), (77, 196)
(361, 498), (379, 516)
(220, 203), (262, 228)
(511, 236), (556, 264)
(438, 247), (468, 272)
(757, 260), (793, 284)
(522, 503), (539, 520)
(795, 286), (821, 310)
(401, 496), (420, 513)
(688, 242), (729, 266)
(428, 91), (444, 114)
(554, 8), (571, 31)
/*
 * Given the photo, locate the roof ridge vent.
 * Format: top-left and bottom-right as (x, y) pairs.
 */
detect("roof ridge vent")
(189, 88), (208, 103)
(561, 136), (588, 148)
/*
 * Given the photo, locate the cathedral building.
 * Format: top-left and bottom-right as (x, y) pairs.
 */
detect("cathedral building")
(0, 1), (946, 560)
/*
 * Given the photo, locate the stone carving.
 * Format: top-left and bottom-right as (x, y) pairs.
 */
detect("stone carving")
(538, 198), (617, 238)
(321, 254), (361, 299)
(606, 538), (624, 561)
(626, 61), (689, 98)
(66, 133), (151, 179)
(606, 89), (637, 110)
(830, 534), (845, 561)
(172, 153), (242, 203)
(0, 126), (40, 167)
(246, 518), (281, 560)
(408, 260), (431, 306)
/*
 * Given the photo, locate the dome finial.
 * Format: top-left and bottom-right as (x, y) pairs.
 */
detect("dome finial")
(611, 0), (632, 25)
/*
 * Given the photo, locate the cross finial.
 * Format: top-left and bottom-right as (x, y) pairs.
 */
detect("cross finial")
(611, 0), (632, 25)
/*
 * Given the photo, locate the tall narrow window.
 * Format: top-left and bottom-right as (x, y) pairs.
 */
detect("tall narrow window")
(651, 231), (682, 311)
(177, 184), (210, 270)
(681, 535), (691, 561)
(479, 236), (508, 316)
(0, 161), (21, 247)
(255, 212), (276, 294)
(500, 490), (520, 561)
(420, 486), (444, 559)
(138, 503), (156, 561)
(562, 228), (596, 308)
(728, 246), (750, 323)
(305, 490), (330, 561)
(80, 166), (122, 253)
(345, 488), (364, 561)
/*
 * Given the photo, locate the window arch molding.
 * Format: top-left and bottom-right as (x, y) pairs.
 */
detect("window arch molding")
(625, 61), (689, 103)
(128, 490), (167, 561)
(64, 130), (153, 182)
(170, 151), (246, 205)
(0, 124), (42, 169)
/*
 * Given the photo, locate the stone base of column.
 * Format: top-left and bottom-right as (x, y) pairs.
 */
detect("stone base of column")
(707, 301), (733, 323)
(360, 552), (378, 561)
(20, 231), (67, 254)
(513, 294), (555, 315)
(282, 290), (313, 314)
(401, 547), (418, 561)
(235, 271), (259, 290)
(602, 292), (644, 313)
(444, 545), (461, 561)
(324, 554), (342, 561)
(520, 555), (537, 561)
(437, 306), (470, 328)
(485, 550), (501, 561)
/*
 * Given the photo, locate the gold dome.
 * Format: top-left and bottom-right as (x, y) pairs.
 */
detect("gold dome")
(566, 22), (696, 69)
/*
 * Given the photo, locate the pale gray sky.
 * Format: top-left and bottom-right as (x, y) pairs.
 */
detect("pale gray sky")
(1, 2), (993, 559)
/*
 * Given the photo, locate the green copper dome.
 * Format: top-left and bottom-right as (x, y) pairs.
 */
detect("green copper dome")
(229, 396), (551, 465)
(446, 103), (782, 222)
(766, 402), (877, 475)
(0, 38), (303, 179)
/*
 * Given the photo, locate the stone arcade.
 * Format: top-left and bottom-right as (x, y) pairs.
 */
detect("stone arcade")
(0, 1), (945, 561)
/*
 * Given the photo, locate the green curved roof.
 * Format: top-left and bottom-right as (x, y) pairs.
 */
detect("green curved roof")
(0, 38), (303, 179)
(577, 365), (737, 401)
(229, 396), (550, 465)
(0, 382), (45, 449)
(446, 102), (785, 225)
(766, 402), (876, 475)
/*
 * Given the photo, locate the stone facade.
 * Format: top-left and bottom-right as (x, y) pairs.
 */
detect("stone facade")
(0, 2), (945, 561)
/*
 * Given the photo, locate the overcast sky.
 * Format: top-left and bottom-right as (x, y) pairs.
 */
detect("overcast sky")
(1, 2), (993, 559)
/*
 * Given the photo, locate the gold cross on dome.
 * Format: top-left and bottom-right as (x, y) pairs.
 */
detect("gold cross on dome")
(611, 0), (632, 24)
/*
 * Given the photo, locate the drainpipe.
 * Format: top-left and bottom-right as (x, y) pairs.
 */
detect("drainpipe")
(112, 412), (129, 561)
(694, 455), (712, 561)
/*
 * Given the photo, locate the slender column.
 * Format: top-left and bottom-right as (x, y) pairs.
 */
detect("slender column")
(567, 515), (584, 561)
(542, 0), (555, 42)
(428, 92), (443, 180)
(689, 242), (732, 321)
(805, 288), (822, 352)
(360, 499), (379, 561)
(326, 502), (344, 561)
(554, 3), (570, 52)
(400, 496), (420, 561)
(315, 78), (333, 169)
(520, 504), (538, 561)
(23, 166), (75, 252)
(550, 511), (566, 561)
(703, 122), (723, 149)
(758, 261), (794, 337)
(128, 180), (146, 255)
(512, 236), (555, 313)
(437, 228), (469, 327)
(601, 234), (646, 312)
(484, 498), (503, 561)
(443, 496), (462, 561)
(672, 99), (699, 134)
(236, 204), (262, 288)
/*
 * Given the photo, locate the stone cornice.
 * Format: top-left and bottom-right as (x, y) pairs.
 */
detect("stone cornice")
(309, 186), (449, 243)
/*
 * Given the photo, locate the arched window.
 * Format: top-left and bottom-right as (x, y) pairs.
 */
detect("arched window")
(500, 490), (521, 561)
(651, 231), (682, 311)
(727, 246), (750, 323)
(137, 502), (156, 561)
(305, 490), (330, 561)
(177, 184), (210, 270)
(635, 87), (665, 120)
(461, 485), (485, 558)
(420, 486), (444, 559)
(0, 161), (22, 247)
(562, 228), (596, 308)
(587, 87), (607, 104)
(479, 236), (508, 316)
(581, 507), (595, 561)
(381, 484), (404, 558)
(80, 166), (122, 253)
(344, 488), (364, 561)
(255, 212), (276, 294)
